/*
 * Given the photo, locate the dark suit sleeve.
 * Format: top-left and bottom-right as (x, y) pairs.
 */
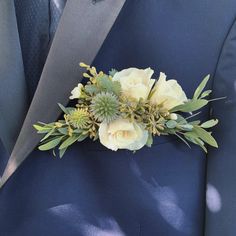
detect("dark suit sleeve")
(205, 18), (236, 236)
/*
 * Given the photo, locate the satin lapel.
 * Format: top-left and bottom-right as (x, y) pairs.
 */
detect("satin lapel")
(0, 0), (28, 153)
(0, 0), (126, 187)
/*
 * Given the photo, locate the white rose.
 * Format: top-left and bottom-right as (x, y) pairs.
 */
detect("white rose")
(69, 83), (83, 100)
(150, 72), (187, 110)
(113, 68), (155, 100)
(98, 118), (148, 151)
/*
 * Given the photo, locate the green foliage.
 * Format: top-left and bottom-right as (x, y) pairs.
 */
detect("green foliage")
(193, 75), (210, 99)
(33, 65), (220, 156)
(84, 84), (100, 95)
(200, 90), (212, 98)
(59, 135), (80, 150)
(201, 119), (218, 128)
(96, 75), (121, 96)
(38, 136), (64, 151)
(170, 99), (208, 113)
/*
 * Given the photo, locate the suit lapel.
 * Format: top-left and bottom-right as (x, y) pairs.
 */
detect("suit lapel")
(0, 0), (126, 187)
(0, 0), (29, 153)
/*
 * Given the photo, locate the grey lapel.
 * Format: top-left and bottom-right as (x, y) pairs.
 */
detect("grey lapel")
(0, 0), (126, 187)
(0, 0), (28, 153)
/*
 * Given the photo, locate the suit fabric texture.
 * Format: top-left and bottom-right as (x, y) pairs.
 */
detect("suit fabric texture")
(0, 0), (236, 235)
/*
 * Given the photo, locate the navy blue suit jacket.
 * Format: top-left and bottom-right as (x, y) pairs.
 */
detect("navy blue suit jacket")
(0, 1), (236, 235)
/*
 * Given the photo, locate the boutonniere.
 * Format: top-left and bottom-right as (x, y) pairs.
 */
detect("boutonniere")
(34, 63), (222, 157)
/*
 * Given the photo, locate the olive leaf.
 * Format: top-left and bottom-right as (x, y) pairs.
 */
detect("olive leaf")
(200, 90), (212, 98)
(38, 136), (64, 151)
(170, 99), (208, 113)
(59, 135), (80, 150)
(193, 75), (210, 99)
(59, 148), (67, 158)
(40, 128), (56, 142)
(193, 126), (218, 148)
(58, 103), (69, 114)
(201, 119), (218, 128)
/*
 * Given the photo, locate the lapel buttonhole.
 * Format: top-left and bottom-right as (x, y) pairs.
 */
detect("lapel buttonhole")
(92, 0), (104, 5)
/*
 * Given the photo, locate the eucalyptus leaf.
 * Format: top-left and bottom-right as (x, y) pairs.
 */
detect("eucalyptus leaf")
(193, 75), (210, 99)
(200, 119), (218, 128)
(166, 120), (177, 129)
(97, 75), (121, 96)
(38, 136), (63, 151)
(85, 84), (100, 95)
(176, 114), (187, 125)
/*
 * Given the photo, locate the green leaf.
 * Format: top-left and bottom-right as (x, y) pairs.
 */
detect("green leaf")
(58, 103), (69, 114)
(188, 120), (201, 125)
(178, 124), (193, 131)
(176, 114), (187, 125)
(59, 135), (79, 150)
(40, 128), (56, 142)
(195, 138), (208, 153)
(77, 133), (88, 142)
(184, 132), (208, 152)
(38, 136), (63, 151)
(193, 126), (218, 148)
(193, 75), (210, 99)
(97, 75), (121, 96)
(184, 132), (198, 140)
(201, 119), (219, 128)
(170, 99), (208, 113)
(84, 84), (100, 95)
(33, 124), (53, 133)
(146, 133), (153, 147)
(59, 148), (67, 158)
(58, 127), (68, 135)
(200, 90), (212, 98)
(33, 124), (45, 131)
(166, 120), (177, 129)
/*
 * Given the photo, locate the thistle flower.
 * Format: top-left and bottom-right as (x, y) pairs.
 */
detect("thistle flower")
(67, 108), (90, 129)
(90, 92), (120, 123)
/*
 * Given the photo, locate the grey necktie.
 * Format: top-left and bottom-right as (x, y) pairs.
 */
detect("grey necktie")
(14, 0), (67, 100)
